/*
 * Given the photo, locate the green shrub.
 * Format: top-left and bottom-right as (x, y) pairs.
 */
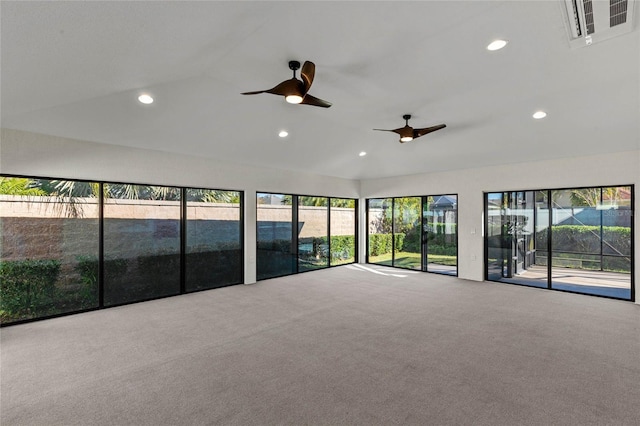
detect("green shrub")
(403, 228), (421, 253)
(0, 259), (60, 320)
(368, 233), (405, 256)
(426, 224), (457, 245)
(427, 245), (457, 256)
(369, 234), (390, 256)
(537, 225), (631, 255)
(394, 233), (405, 253)
(75, 256), (100, 308)
(330, 235), (355, 261)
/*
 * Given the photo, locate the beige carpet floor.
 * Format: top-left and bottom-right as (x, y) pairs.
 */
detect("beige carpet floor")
(1, 264), (639, 425)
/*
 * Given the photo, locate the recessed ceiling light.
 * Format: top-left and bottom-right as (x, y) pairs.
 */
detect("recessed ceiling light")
(278, 130), (289, 138)
(138, 94), (154, 104)
(487, 39), (508, 51)
(359, 151), (367, 157)
(532, 111), (547, 119)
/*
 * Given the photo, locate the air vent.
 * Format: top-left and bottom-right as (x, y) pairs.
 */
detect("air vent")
(583, 0), (595, 34)
(610, 0), (628, 26)
(562, 0), (635, 48)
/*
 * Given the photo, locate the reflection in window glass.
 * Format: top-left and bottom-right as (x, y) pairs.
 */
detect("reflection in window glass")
(602, 186), (632, 278)
(257, 193), (295, 280)
(298, 197), (329, 272)
(530, 190), (550, 288)
(103, 184), (181, 306)
(425, 195), (458, 275)
(185, 189), (242, 291)
(485, 191), (544, 287)
(330, 198), (356, 265)
(394, 197), (421, 270)
(367, 195), (458, 274)
(486, 192), (505, 281)
(0, 178), (100, 324)
(367, 198), (393, 266)
(551, 187), (631, 299)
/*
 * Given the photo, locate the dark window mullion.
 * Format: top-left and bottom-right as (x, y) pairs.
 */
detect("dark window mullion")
(422, 196), (427, 272)
(391, 198), (396, 265)
(547, 190), (552, 289)
(327, 198), (332, 267)
(354, 199), (359, 263)
(600, 187), (604, 272)
(180, 188), (186, 294)
(98, 182), (105, 308)
(293, 195), (299, 274)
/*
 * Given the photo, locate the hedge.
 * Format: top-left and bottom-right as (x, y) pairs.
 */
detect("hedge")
(257, 235), (356, 262)
(368, 233), (405, 256)
(536, 225), (630, 255)
(330, 235), (355, 261)
(0, 259), (60, 319)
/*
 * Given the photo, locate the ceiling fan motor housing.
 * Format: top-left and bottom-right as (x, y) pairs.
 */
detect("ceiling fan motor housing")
(289, 60), (301, 71)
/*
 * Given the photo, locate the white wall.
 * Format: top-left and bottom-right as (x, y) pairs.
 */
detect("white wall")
(360, 149), (640, 303)
(0, 129), (360, 283)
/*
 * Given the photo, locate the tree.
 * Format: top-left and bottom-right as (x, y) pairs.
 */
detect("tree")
(0, 177), (46, 196)
(2, 178), (239, 218)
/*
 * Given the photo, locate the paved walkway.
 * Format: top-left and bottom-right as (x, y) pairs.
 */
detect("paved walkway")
(496, 264), (632, 299)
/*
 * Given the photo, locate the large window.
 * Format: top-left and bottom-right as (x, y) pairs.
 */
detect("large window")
(256, 193), (295, 280)
(103, 184), (182, 306)
(330, 198), (357, 265)
(0, 175), (244, 325)
(367, 198), (393, 266)
(298, 197), (329, 272)
(367, 195), (458, 275)
(424, 195), (458, 274)
(256, 193), (357, 280)
(394, 197), (422, 270)
(485, 186), (633, 300)
(185, 189), (242, 291)
(0, 178), (99, 324)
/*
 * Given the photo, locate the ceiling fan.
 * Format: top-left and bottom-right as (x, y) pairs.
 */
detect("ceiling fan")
(241, 60), (332, 108)
(374, 114), (446, 143)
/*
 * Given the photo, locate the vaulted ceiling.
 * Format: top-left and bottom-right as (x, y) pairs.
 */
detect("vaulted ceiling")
(2, 1), (639, 180)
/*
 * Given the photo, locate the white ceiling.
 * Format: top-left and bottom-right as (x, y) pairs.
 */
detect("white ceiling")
(2, 1), (639, 180)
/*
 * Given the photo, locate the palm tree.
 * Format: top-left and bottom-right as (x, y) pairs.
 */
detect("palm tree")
(0, 177), (46, 196)
(2, 178), (239, 218)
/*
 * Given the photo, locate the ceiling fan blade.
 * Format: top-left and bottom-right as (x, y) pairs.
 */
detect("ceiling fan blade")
(300, 61), (315, 93)
(301, 93), (332, 108)
(241, 90), (268, 95)
(242, 78), (303, 97)
(373, 128), (403, 135)
(414, 124), (446, 138)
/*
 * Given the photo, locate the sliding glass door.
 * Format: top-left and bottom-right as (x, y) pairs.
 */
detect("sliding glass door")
(367, 198), (393, 266)
(393, 197), (421, 270)
(1, 175), (245, 325)
(185, 189), (242, 291)
(330, 198), (357, 265)
(550, 187), (632, 299)
(424, 195), (458, 275)
(367, 195), (458, 275)
(485, 186), (633, 300)
(298, 197), (329, 272)
(103, 184), (182, 306)
(257, 193), (295, 280)
(256, 193), (358, 280)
